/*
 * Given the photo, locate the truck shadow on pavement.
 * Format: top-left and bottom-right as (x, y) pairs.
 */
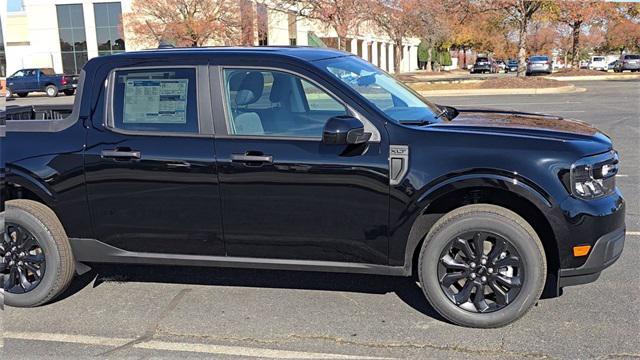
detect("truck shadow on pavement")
(58, 264), (448, 323)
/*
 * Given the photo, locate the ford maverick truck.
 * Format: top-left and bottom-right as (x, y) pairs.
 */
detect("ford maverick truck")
(2, 47), (625, 328)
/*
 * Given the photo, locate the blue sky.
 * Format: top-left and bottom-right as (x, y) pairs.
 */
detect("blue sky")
(8, 0), (24, 12)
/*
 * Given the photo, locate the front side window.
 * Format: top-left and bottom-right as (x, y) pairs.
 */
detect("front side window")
(112, 68), (198, 133)
(223, 69), (347, 137)
(316, 56), (440, 123)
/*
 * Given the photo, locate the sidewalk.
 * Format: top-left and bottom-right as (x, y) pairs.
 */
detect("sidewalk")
(417, 84), (585, 97)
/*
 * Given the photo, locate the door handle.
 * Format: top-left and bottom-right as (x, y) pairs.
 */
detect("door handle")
(101, 149), (141, 160)
(231, 153), (273, 163)
(166, 161), (192, 169)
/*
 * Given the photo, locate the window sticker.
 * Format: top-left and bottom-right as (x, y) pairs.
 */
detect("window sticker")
(123, 79), (189, 124)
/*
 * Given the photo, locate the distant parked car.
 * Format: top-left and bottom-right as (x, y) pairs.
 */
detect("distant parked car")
(579, 60), (590, 69)
(506, 59), (518, 72)
(5, 68), (78, 98)
(471, 57), (499, 74)
(496, 60), (507, 73)
(526, 55), (552, 76)
(614, 54), (640, 72)
(588, 56), (608, 71)
(608, 60), (618, 72)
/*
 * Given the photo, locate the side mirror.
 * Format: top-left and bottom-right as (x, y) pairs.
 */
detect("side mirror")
(322, 115), (371, 145)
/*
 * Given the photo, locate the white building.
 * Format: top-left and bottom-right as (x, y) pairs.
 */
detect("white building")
(1, 0), (419, 78)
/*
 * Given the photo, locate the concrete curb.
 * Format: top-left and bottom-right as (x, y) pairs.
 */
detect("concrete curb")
(546, 74), (640, 81)
(417, 85), (586, 97)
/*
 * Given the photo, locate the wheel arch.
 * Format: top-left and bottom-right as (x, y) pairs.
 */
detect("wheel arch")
(4, 169), (56, 209)
(403, 175), (561, 297)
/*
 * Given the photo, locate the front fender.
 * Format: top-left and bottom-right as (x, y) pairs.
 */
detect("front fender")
(390, 171), (559, 272)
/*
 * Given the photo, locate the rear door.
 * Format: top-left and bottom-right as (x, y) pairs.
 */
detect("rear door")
(84, 65), (225, 256)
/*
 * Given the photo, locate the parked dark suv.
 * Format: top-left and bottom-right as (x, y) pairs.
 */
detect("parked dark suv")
(2, 47), (625, 328)
(471, 56), (499, 74)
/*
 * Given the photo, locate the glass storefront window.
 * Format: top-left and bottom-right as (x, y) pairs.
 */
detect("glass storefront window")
(94, 2), (125, 56)
(57, 4), (88, 74)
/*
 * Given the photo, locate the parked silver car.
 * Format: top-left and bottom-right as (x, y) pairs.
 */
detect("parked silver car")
(614, 54), (640, 72)
(526, 55), (552, 75)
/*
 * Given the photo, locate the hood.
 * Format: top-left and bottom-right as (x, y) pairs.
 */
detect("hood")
(427, 109), (613, 154)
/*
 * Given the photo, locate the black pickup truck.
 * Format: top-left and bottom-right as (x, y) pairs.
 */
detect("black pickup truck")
(1, 47), (625, 328)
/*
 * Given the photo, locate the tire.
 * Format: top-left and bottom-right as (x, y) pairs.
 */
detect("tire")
(63, 89), (76, 96)
(45, 85), (59, 97)
(17, 92), (29, 98)
(418, 204), (546, 328)
(2, 200), (76, 307)
(6, 87), (13, 97)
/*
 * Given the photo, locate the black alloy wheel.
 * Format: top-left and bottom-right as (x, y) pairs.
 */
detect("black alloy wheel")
(437, 231), (523, 313)
(1, 223), (46, 294)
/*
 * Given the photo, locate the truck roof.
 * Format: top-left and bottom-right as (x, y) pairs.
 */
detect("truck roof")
(103, 46), (352, 62)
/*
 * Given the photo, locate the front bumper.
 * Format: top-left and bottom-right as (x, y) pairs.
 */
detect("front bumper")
(558, 227), (625, 287)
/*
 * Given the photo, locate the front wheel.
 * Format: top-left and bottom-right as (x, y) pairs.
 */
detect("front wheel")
(2, 200), (76, 307)
(418, 204), (546, 328)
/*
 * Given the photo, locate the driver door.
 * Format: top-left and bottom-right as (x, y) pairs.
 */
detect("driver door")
(214, 67), (390, 264)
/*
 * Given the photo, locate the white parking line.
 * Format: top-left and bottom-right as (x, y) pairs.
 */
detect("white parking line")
(627, 231), (640, 236)
(616, 174), (629, 178)
(3, 331), (393, 359)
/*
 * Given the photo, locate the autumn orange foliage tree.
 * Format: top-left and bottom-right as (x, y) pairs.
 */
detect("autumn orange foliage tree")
(279, 0), (366, 51)
(603, 4), (640, 56)
(368, 0), (423, 74)
(126, 0), (243, 47)
(550, 1), (608, 67)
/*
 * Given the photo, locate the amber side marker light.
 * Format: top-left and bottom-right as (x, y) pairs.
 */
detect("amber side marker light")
(573, 245), (591, 257)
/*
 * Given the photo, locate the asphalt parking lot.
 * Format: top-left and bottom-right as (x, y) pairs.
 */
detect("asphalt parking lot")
(2, 80), (639, 359)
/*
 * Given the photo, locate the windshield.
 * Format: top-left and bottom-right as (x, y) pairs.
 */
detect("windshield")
(625, 55), (640, 60)
(592, 57), (605, 61)
(316, 56), (440, 123)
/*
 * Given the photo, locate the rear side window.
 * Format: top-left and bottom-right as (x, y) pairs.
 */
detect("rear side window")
(41, 68), (56, 75)
(111, 68), (198, 133)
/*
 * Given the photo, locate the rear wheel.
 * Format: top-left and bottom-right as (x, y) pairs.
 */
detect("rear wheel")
(418, 204), (546, 328)
(45, 85), (59, 97)
(17, 92), (29, 98)
(2, 200), (75, 307)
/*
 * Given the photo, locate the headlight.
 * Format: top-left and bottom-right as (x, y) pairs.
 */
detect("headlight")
(570, 151), (618, 199)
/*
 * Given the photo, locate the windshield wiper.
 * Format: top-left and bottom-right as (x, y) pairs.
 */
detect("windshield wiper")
(398, 119), (432, 125)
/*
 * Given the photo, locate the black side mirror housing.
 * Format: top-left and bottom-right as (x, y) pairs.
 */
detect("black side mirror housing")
(322, 115), (371, 145)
